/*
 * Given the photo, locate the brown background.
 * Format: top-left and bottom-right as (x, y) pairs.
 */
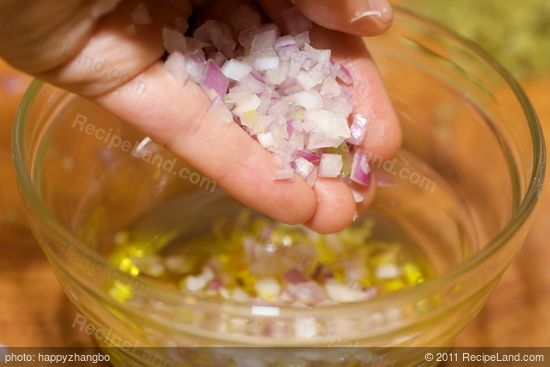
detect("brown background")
(0, 63), (549, 346)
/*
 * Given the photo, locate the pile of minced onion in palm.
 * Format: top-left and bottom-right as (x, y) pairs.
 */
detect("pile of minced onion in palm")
(155, 4), (371, 200)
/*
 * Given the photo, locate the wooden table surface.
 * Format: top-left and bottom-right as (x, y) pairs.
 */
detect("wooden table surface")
(0, 61), (549, 348)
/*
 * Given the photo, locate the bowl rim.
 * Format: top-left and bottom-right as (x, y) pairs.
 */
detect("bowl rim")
(12, 6), (546, 317)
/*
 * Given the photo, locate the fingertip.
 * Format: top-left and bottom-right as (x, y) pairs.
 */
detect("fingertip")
(294, 0), (393, 37)
(267, 179), (318, 225)
(349, 11), (392, 37)
(305, 179), (356, 234)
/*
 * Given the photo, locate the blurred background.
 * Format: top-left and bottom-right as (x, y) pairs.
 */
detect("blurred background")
(0, 1), (549, 346)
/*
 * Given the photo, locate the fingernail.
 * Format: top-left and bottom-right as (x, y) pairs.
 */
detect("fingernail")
(351, 0), (393, 24)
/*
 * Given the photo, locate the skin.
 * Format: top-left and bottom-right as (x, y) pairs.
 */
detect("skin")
(0, 0), (400, 234)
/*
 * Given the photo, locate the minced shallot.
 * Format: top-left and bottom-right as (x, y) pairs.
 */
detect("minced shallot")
(160, 4), (371, 192)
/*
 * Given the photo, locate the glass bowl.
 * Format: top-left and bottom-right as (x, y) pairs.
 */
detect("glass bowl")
(12, 7), (545, 367)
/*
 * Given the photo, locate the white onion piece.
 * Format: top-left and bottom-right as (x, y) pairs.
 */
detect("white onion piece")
(253, 55), (280, 71)
(257, 132), (275, 149)
(251, 26), (281, 52)
(320, 78), (342, 98)
(352, 190), (364, 203)
(348, 113), (369, 145)
(306, 166), (318, 187)
(227, 92), (262, 114)
(185, 52), (207, 83)
(286, 282), (327, 305)
(164, 52), (188, 86)
(294, 32), (311, 48)
(240, 73), (266, 94)
(307, 134), (346, 150)
(265, 67), (288, 85)
(257, 90), (274, 115)
(296, 70), (322, 89)
(306, 110), (351, 140)
(292, 157), (315, 179)
(290, 90), (323, 110)
(289, 52), (306, 77)
(195, 21), (236, 58)
(274, 36), (299, 60)
(325, 281), (370, 302)
(351, 150), (372, 186)
(318, 154), (343, 178)
(222, 59), (253, 81)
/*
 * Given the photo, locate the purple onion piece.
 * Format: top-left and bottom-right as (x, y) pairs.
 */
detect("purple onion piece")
(347, 113), (369, 146)
(203, 60), (229, 97)
(284, 268), (308, 284)
(296, 150), (321, 164)
(208, 278), (223, 291)
(274, 35), (299, 60)
(286, 121), (295, 138)
(286, 282), (327, 305)
(350, 150), (372, 186)
(333, 62), (353, 85)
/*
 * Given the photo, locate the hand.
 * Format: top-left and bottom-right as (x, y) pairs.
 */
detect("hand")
(0, 0), (401, 233)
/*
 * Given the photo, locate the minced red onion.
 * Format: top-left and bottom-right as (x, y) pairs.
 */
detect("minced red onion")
(348, 113), (369, 146)
(318, 154), (343, 178)
(352, 190), (364, 203)
(161, 5), (373, 191)
(203, 60), (229, 96)
(351, 150), (372, 186)
(296, 150), (320, 164)
(164, 52), (188, 86)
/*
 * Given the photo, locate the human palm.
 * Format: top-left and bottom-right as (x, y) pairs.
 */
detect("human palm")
(0, 0), (400, 233)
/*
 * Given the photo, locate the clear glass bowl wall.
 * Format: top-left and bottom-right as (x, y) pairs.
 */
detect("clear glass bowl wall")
(13, 6), (544, 364)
